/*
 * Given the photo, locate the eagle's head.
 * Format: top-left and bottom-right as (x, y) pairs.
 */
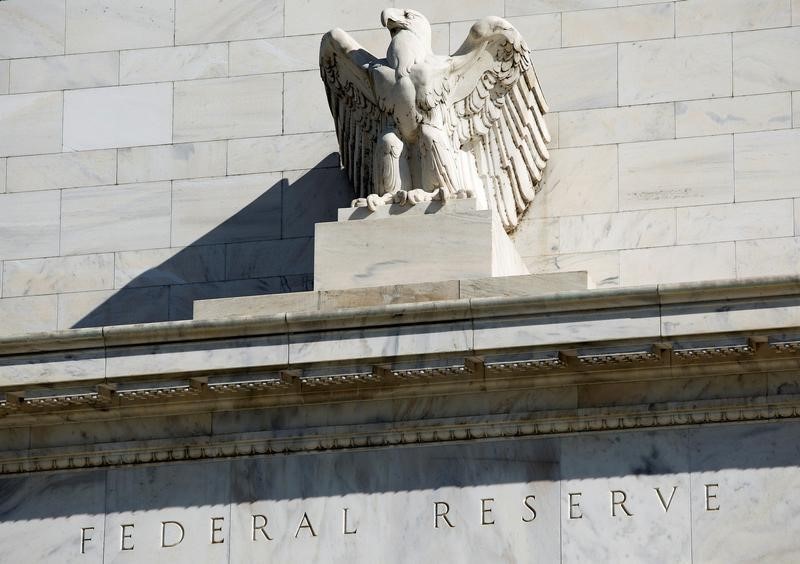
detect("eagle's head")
(381, 8), (431, 44)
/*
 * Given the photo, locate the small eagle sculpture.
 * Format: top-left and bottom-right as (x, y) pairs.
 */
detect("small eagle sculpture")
(319, 8), (551, 232)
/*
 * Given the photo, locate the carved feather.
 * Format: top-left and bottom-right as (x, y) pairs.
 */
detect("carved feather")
(447, 17), (551, 232)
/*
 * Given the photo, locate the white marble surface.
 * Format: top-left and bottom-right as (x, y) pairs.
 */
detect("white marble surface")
(0, 91), (62, 157)
(533, 45), (618, 112)
(676, 0), (790, 36)
(525, 250), (619, 288)
(117, 142), (227, 184)
(619, 135), (733, 211)
(531, 145), (618, 218)
(619, 35), (732, 105)
(0, 61), (8, 95)
(734, 128), (800, 202)
(677, 200), (794, 245)
(173, 75), (282, 142)
(229, 35), (322, 75)
(506, 0), (615, 16)
(120, 44), (228, 85)
(283, 70), (335, 135)
(170, 173), (282, 247)
(7, 149), (117, 192)
(558, 103), (674, 148)
(560, 209), (676, 253)
(175, 0), (282, 44)
(60, 182), (172, 255)
(66, 0), (174, 53)
(620, 242), (736, 286)
(733, 27), (800, 95)
(2, 253), (114, 297)
(114, 245), (226, 289)
(0, 294), (58, 337)
(0, 0), (65, 59)
(562, 3), (673, 47)
(675, 93), (792, 137)
(227, 132), (339, 175)
(63, 84), (173, 151)
(0, 190), (61, 261)
(736, 236), (800, 278)
(10, 52), (119, 94)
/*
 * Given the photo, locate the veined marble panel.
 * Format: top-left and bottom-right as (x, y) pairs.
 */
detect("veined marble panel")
(7, 149), (117, 192)
(734, 27), (800, 95)
(117, 142), (227, 184)
(513, 217), (561, 257)
(0, 471), (106, 564)
(734, 128), (800, 201)
(226, 237), (314, 279)
(449, 14), (561, 52)
(120, 44), (228, 85)
(66, 0), (174, 53)
(0, 91), (62, 157)
(559, 208), (676, 253)
(676, 0), (790, 36)
(227, 133), (339, 175)
(619, 35), (732, 105)
(677, 200), (794, 244)
(400, 0), (504, 24)
(619, 135), (733, 211)
(170, 173), (282, 247)
(560, 430), (691, 563)
(530, 145), (618, 218)
(57, 286), (170, 328)
(173, 75), (282, 142)
(175, 0), (282, 44)
(558, 103), (674, 148)
(794, 92), (800, 127)
(620, 242), (736, 286)
(0, 191), (60, 261)
(675, 93), (792, 137)
(61, 182), (172, 255)
(10, 52), (118, 94)
(2, 253), (114, 297)
(0, 0), (65, 59)
(229, 35), (321, 75)
(114, 246), (226, 289)
(0, 158), (5, 193)
(0, 294), (58, 337)
(284, 0), (389, 35)
(690, 423), (800, 563)
(736, 236), (800, 278)
(505, 0), (616, 16)
(532, 45), (618, 112)
(283, 169), (353, 238)
(562, 3), (673, 47)
(524, 251), (619, 288)
(0, 61), (8, 95)
(283, 70), (335, 134)
(63, 84), (173, 151)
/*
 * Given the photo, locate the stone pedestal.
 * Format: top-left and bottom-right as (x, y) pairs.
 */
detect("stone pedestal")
(313, 199), (529, 291)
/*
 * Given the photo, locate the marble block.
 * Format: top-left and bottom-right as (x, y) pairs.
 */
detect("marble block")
(315, 200), (529, 291)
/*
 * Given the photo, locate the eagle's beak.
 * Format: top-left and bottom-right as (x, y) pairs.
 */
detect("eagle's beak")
(381, 8), (403, 30)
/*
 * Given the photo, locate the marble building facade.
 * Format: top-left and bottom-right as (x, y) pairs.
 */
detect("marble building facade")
(0, 0), (799, 562)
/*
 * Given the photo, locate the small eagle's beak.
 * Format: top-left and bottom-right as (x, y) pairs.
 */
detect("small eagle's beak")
(381, 8), (403, 30)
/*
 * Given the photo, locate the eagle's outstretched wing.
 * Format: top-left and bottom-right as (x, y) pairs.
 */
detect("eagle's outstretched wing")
(446, 17), (551, 232)
(320, 29), (384, 200)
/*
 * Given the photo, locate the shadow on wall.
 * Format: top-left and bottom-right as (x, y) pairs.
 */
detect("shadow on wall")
(72, 155), (351, 328)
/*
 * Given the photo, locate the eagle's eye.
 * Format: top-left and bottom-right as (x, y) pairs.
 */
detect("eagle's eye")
(404, 10), (414, 18)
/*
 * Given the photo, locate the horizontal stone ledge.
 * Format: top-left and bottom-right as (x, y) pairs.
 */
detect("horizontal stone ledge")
(0, 275), (798, 358)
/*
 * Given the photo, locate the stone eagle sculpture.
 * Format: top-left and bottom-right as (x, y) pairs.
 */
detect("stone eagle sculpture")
(319, 8), (551, 232)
